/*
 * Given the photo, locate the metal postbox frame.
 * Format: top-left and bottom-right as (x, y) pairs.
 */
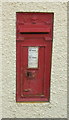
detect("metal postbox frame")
(16, 12), (54, 102)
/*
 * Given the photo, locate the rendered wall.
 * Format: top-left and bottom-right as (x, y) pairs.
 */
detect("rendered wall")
(0, 2), (2, 120)
(2, 2), (67, 118)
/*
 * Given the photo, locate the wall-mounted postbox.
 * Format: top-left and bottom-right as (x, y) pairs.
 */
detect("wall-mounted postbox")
(16, 12), (54, 102)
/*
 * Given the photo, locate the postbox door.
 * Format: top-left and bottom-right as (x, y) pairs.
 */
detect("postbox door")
(21, 45), (45, 98)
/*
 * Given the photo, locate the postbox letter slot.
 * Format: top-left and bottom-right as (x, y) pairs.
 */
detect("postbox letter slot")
(20, 32), (49, 34)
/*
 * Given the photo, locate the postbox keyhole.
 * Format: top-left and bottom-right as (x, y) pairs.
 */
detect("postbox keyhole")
(27, 72), (32, 77)
(25, 71), (36, 78)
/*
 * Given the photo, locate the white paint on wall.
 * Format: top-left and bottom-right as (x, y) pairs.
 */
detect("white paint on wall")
(2, 0), (69, 2)
(0, 1), (2, 120)
(2, 2), (67, 118)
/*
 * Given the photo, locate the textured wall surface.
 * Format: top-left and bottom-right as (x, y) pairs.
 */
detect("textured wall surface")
(0, 1), (2, 120)
(2, 2), (67, 118)
(67, 2), (69, 119)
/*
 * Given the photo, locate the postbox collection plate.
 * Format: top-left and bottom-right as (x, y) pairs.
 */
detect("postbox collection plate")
(28, 47), (39, 68)
(16, 12), (54, 102)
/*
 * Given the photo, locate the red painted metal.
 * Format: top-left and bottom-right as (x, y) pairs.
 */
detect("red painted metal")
(19, 25), (50, 33)
(16, 12), (54, 102)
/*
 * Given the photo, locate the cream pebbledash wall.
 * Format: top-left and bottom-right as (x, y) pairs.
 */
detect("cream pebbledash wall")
(2, 2), (67, 118)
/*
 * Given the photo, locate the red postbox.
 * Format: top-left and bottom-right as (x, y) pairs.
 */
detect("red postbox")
(16, 12), (54, 102)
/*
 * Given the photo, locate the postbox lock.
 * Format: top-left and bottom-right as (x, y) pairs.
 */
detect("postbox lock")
(25, 71), (36, 79)
(26, 71), (32, 77)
